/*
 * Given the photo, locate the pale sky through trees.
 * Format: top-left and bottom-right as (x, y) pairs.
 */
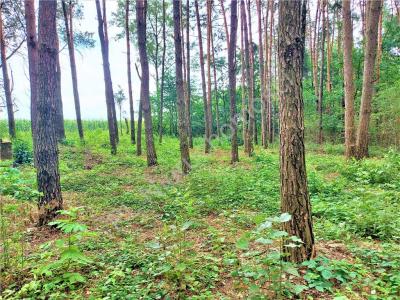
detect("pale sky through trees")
(1, 1), (144, 120)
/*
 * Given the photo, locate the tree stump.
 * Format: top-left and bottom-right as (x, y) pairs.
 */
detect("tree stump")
(0, 139), (12, 160)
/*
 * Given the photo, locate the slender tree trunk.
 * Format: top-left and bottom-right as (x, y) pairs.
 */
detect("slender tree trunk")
(173, 0), (191, 174)
(326, 5), (332, 93)
(246, 0), (256, 147)
(342, 0), (356, 158)
(240, 10), (248, 149)
(241, 0), (253, 155)
(220, 0), (230, 50)
(0, 5), (15, 138)
(55, 36), (66, 141)
(278, 0), (315, 263)
(36, 0), (63, 225)
(24, 0), (38, 153)
(95, 0), (117, 154)
(356, 0), (383, 159)
(101, 0), (119, 143)
(312, 0), (321, 102)
(375, 1), (384, 82)
(256, 0), (267, 148)
(125, 0), (135, 145)
(159, 0), (166, 144)
(267, 0), (274, 144)
(186, 0), (193, 148)
(206, 0), (214, 141)
(210, 22), (220, 138)
(136, 0), (157, 166)
(229, 0), (239, 163)
(62, 0), (84, 140)
(195, 0), (212, 153)
(317, 0), (326, 144)
(137, 97), (143, 156)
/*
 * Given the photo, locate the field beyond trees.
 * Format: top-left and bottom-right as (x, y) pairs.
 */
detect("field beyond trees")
(1, 124), (399, 299)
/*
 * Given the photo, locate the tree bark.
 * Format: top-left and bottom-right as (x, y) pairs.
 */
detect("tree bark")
(136, 0), (157, 166)
(186, 0), (193, 148)
(210, 19), (220, 138)
(137, 97), (143, 156)
(206, 0), (214, 141)
(95, 0), (117, 154)
(342, 0), (356, 158)
(220, 0), (230, 50)
(241, 0), (253, 155)
(240, 9), (248, 149)
(256, 0), (267, 148)
(278, 0), (315, 263)
(159, 0), (166, 144)
(317, 0), (326, 144)
(55, 35), (66, 141)
(173, 0), (191, 174)
(24, 0), (38, 153)
(267, 0), (274, 144)
(36, 0), (63, 225)
(62, 0), (84, 140)
(229, 0), (239, 163)
(195, 0), (212, 153)
(0, 4), (15, 138)
(125, 0), (135, 145)
(356, 0), (383, 159)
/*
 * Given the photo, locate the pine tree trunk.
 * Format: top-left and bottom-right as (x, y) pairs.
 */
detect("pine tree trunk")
(220, 0), (230, 50)
(195, 0), (212, 153)
(256, 0), (267, 148)
(36, 0), (63, 225)
(317, 0), (326, 144)
(240, 11), (248, 150)
(95, 0), (117, 154)
(356, 0), (383, 159)
(24, 0), (38, 153)
(159, 0), (166, 144)
(125, 0), (135, 145)
(136, 0), (157, 166)
(375, 1), (383, 83)
(0, 5), (15, 139)
(229, 0), (239, 163)
(186, 0), (193, 148)
(210, 22), (220, 138)
(312, 0), (321, 103)
(62, 0), (84, 140)
(137, 97), (143, 156)
(342, 0), (356, 158)
(326, 5), (332, 93)
(278, 0), (315, 263)
(206, 0), (214, 142)
(241, 0), (253, 155)
(173, 0), (191, 174)
(267, 0), (274, 144)
(55, 36), (66, 141)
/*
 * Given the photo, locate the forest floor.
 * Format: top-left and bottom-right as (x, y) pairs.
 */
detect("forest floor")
(1, 131), (399, 299)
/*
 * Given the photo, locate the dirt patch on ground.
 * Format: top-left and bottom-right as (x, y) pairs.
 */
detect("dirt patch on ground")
(84, 150), (103, 170)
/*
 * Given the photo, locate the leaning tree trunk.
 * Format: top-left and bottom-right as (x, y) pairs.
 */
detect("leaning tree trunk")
(24, 0), (38, 152)
(173, 0), (191, 174)
(195, 0), (212, 153)
(95, 0), (117, 154)
(125, 0), (135, 145)
(136, 0), (157, 166)
(342, 0), (356, 158)
(36, 0), (63, 225)
(278, 0), (315, 263)
(356, 0), (383, 159)
(62, 0), (84, 140)
(229, 0), (239, 163)
(0, 6), (15, 138)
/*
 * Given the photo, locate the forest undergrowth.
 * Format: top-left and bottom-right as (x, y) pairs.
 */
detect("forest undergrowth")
(0, 127), (399, 299)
